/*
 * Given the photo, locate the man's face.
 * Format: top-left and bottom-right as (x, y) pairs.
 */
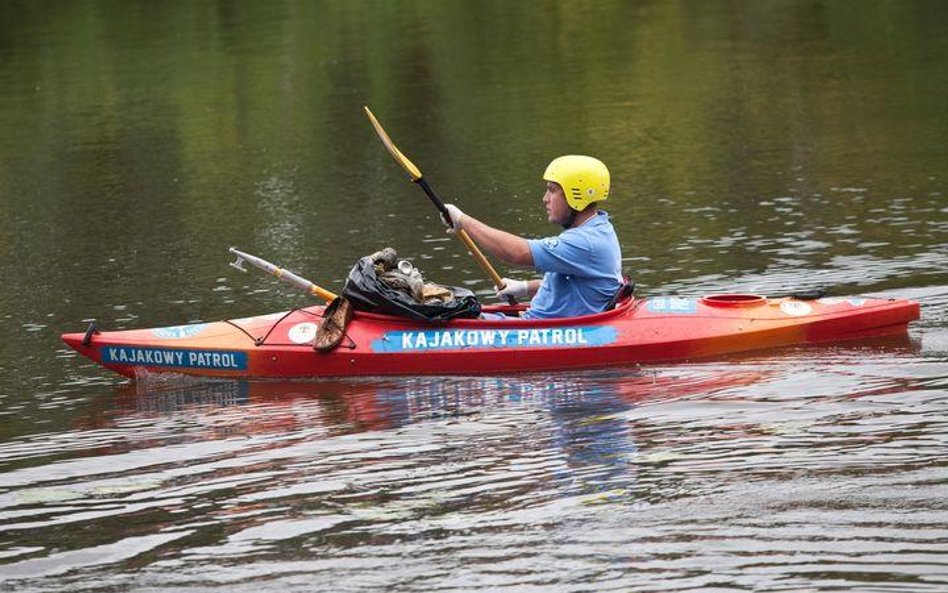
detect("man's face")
(542, 181), (572, 225)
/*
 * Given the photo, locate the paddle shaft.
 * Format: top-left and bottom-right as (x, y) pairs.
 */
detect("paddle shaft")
(363, 106), (514, 305)
(415, 179), (509, 296)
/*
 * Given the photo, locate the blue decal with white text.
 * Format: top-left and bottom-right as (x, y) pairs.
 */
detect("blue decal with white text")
(646, 297), (697, 314)
(152, 324), (209, 339)
(102, 347), (247, 370)
(371, 325), (618, 353)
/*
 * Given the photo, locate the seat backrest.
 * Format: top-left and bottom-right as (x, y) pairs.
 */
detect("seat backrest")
(604, 278), (635, 310)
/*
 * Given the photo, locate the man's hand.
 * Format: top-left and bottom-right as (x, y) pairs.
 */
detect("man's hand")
(496, 277), (529, 301)
(441, 204), (465, 233)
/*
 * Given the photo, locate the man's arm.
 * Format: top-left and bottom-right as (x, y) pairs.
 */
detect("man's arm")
(524, 278), (541, 297)
(459, 215), (534, 268)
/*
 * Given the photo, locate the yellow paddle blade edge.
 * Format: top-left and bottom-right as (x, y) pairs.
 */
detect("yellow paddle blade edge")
(363, 106), (423, 181)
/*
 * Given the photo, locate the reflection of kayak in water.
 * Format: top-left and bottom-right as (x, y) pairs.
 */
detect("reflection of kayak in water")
(65, 369), (787, 506)
(70, 369), (773, 466)
(78, 366), (771, 421)
(61, 293), (919, 380)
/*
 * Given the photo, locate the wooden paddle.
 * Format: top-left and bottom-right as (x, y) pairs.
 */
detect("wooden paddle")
(363, 106), (514, 304)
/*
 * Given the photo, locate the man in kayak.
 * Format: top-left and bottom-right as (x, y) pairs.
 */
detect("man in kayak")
(442, 155), (623, 319)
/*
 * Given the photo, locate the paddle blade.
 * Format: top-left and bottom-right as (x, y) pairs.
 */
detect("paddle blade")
(363, 106), (423, 181)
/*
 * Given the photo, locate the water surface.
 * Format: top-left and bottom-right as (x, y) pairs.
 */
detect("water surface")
(1, 1), (946, 591)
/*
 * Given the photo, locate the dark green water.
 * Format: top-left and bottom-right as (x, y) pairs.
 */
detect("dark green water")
(1, 1), (947, 591)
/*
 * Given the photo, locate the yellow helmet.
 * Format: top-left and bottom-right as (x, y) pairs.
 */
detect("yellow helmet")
(543, 155), (610, 211)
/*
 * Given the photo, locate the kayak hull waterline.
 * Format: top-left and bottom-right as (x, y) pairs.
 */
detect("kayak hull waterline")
(61, 295), (919, 380)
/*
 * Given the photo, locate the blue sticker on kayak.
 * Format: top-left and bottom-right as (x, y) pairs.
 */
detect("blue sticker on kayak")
(646, 297), (697, 314)
(152, 324), (209, 339)
(372, 325), (618, 353)
(101, 347), (247, 370)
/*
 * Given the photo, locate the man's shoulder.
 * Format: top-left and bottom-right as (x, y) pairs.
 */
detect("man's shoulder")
(531, 231), (587, 255)
(569, 211), (616, 240)
(553, 226), (595, 249)
(529, 210), (617, 260)
(535, 234), (566, 251)
(589, 209), (614, 227)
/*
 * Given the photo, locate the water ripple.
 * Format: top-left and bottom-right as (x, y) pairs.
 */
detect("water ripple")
(0, 347), (944, 591)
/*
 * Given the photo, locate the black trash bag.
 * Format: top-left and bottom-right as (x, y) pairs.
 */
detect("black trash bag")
(342, 251), (481, 323)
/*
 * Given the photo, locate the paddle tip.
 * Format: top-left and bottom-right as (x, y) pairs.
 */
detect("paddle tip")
(362, 106), (424, 181)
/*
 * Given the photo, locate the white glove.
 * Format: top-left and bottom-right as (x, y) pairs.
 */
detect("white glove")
(496, 278), (529, 301)
(442, 204), (465, 233)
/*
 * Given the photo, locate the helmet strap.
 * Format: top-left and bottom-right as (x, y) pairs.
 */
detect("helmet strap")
(562, 209), (578, 229)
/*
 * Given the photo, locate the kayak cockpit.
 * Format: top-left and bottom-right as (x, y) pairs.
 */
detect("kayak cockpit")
(350, 292), (638, 327)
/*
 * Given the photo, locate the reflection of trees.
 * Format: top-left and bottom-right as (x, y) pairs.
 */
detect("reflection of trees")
(2, 1), (944, 310)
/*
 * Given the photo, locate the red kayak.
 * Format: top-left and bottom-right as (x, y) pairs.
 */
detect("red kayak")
(61, 292), (919, 380)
